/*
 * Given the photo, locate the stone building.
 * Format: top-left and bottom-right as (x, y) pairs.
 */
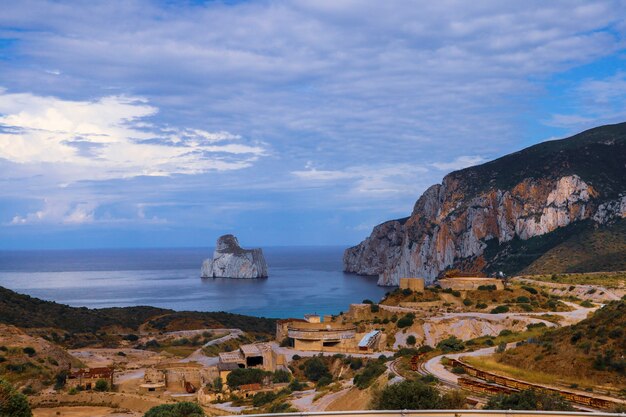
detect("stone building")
(438, 277), (504, 291)
(399, 277), (425, 292)
(66, 367), (114, 391)
(218, 342), (285, 372)
(142, 362), (214, 394)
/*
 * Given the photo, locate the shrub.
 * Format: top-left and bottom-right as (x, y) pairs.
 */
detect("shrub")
(123, 334), (139, 342)
(370, 304), (379, 313)
(353, 360), (387, 389)
(490, 305), (509, 314)
(580, 300), (594, 308)
(362, 299), (374, 304)
(227, 368), (268, 388)
(288, 379), (305, 391)
(272, 370), (291, 383)
(478, 285), (497, 291)
(451, 366), (465, 374)
(485, 390), (573, 411)
(303, 357), (330, 382)
(349, 357), (363, 370)
(406, 335), (417, 346)
(402, 288), (413, 296)
(526, 322), (546, 330)
(436, 336), (464, 353)
(476, 302), (488, 309)
(522, 286), (538, 295)
(292, 354), (301, 360)
(22, 347), (36, 357)
(316, 375), (332, 387)
(94, 379), (109, 392)
(462, 299), (473, 306)
(451, 290), (461, 297)
(499, 329), (513, 337)
(144, 402), (205, 417)
(0, 379), (32, 417)
(252, 391), (277, 407)
(397, 314), (415, 328)
(374, 380), (465, 409)
(516, 296), (530, 303)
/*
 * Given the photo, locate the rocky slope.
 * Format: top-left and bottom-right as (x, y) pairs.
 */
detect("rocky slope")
(344, 122), (626, 285)
(201, 234), (268, 278)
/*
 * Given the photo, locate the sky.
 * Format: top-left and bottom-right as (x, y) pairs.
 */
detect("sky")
(1, 0), (626, 249)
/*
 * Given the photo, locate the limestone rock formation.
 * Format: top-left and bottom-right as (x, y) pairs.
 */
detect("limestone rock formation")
(344, 122), (626, 286)
(201, 235), (268, 279)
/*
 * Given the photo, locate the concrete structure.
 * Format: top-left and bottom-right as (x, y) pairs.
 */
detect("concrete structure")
(144, 362), (213, 394)
(287, 321), (357, 351)
(399, 277), (425, 292)
(66, 367), (114, 391)
(218, 342), (285, 372)
(276, 318), (307, 341)
(304, 314), (321, 323)
(140, 368), (166, 393)
(358, 330), (381, 351)
(438, 277), (504, 291)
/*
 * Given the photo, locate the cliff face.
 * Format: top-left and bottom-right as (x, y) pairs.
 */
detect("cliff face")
(344, 122), (626, 286)
(201, 234), (268, 279)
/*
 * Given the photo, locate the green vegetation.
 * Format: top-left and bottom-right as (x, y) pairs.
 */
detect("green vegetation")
(436, 336), (464, 353)
(94, 379), (109, 392)
(0, 379), (32, 417)
(396, 313), (415, 328)
(303, 357), (331, 382)
(406, 335), (416, 346)
(373, 380), (466, 410)
(495, 300), (626, 388)
(484, 390), (573, 411)
(226, 368), (269, 389)
(353, 358), (386, 389)
(490, 305), (509, 314)
(0, 286), (276, 347)
(527, 270), (626, 289)
(143, 402), (204, 417)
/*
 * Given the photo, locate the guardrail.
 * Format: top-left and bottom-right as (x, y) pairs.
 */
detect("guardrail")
(219, 410), (626, 417)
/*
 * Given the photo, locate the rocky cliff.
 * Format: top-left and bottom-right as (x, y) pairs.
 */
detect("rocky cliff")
(201, 234), (268, 279)
(344, 122), (626, 286)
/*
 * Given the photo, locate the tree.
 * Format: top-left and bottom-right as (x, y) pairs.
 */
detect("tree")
(303, 357), (330, 382)
(484, 390), (573, 411)
(374, 380), (443, 409)
(0, 379), (33, 417)
(272, 370), (291, 383)
(94, 379), (109, 392)
(436, 336), (465, 353)
(226, 368), (268, 389)
(212, 377), (223, 392)
(143, 402), (205, 417)
(406, 335), (416, 346)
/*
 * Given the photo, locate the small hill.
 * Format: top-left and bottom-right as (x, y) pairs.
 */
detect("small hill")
(0, 324), (82, 391)
(495, 300), (626, 389)
(0, 286), (276, 346)
(521, 219), (626, 274)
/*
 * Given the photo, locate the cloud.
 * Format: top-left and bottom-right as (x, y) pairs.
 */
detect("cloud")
(292, 163), (429, 196)
(545, 72), (626, 130)
(431, 155), (485, 171)
(0, 90), (267, 182)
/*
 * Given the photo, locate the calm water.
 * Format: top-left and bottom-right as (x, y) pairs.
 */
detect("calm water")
(0, 247), (387, 318)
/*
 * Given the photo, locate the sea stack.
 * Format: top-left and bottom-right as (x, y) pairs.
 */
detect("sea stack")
(201, 234), (268, 279)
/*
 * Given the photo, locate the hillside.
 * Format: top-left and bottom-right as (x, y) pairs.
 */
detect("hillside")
(493, 300), (626, 389)
(0, 286), (276, 345)
(345, 122), (626, 285)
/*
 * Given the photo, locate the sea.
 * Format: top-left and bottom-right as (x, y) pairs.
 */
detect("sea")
(0, 247), (389, 319)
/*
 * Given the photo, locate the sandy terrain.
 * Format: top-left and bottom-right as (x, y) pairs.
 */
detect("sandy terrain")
(69, 348), (164, 368)
(33, 406), (141, 417)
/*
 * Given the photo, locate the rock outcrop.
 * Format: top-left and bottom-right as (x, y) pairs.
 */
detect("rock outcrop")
(201, 234), (268, 279)
(344, 122), (626, 286)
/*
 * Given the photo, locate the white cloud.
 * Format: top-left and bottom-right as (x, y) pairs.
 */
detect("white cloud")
(292, 163), (429, 196)
(0, 90), (266, 182)
(431, 155), (485, 171)
(10, 199), (95, 225)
